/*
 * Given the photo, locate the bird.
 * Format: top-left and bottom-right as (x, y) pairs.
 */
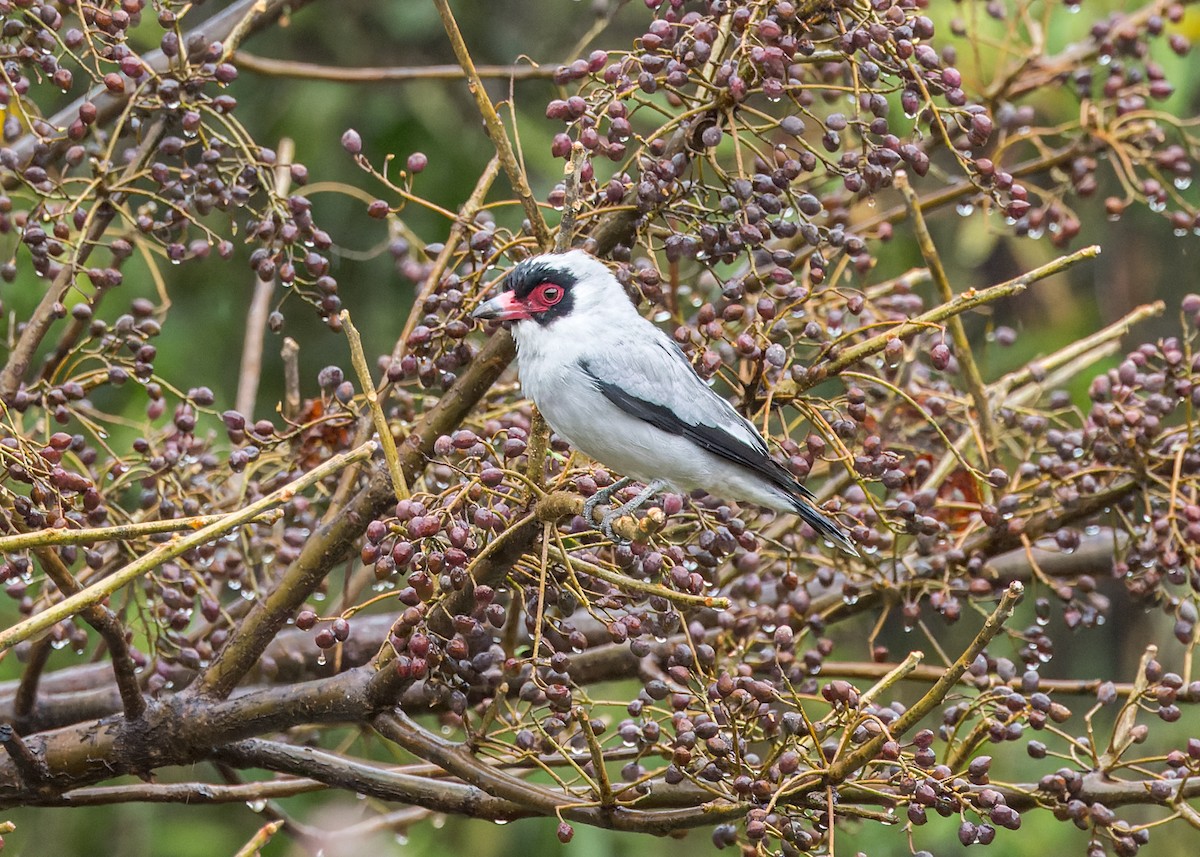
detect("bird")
(471, 249), (857, 555)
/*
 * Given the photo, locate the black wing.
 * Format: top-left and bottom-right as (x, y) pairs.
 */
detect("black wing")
(578, 341), (857, 554)
(578, 351), (815, 502)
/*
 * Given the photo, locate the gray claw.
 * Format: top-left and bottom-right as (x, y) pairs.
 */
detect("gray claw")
(582, 476), (633, 531)
(591, 479), (670, 543)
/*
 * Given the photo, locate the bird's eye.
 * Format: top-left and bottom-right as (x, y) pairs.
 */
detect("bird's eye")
(537, 284), (562, 304)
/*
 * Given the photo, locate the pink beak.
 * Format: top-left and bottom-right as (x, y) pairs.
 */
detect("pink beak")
(471, 291), (529, 321)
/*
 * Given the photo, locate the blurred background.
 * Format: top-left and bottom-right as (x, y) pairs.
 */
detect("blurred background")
(0, 0), (1197, 854)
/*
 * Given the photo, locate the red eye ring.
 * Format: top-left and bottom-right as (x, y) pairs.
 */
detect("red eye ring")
(536, 283), (563, 304)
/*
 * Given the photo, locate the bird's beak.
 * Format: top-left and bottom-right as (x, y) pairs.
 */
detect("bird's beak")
(471, 291), (529, 321)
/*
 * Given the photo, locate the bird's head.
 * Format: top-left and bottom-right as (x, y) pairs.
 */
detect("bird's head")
(471, 250), (626, 327)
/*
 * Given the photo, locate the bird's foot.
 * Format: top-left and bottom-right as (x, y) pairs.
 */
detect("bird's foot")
(595, 479), (669, 542)
(582, 477), (633, 530)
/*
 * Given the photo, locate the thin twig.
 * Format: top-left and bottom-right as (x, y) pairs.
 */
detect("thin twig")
(432, 0), (553, 249)
(991, 300), (1165, 400)
(281, 337), (302, 420)
(575, 708), (613, 806)
(236, 137), (294, 417)
(46, 778), (327, 806)
(793, 246), (1101, 393)
(341, 311), (409, 500)
(0, 510), (282, 553)
(1, 117), (167, 400)
(554, 142), (587, 253)
(0, 442), (377, 653)
(31, 547), (145, 720)
(232, 821), (285, 857)
(895, 170), (995, 459)
(1099, 644), (1158, 771)
(233, 53), (558, 82)
(0, 725), (46, 787)
(11, 638), (51, 729)
(819, 583), (1024, 787)
(394, 157), (502, 359)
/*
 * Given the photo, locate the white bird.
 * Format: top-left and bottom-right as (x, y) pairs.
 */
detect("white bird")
(472, 250), (857, 555)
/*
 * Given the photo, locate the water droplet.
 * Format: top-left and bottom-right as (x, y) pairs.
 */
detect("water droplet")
(956, 202), (974, 217)
(316, 653), (326, 666)
(247, 799), (267, 813)
(1174, 177), (1192, 190)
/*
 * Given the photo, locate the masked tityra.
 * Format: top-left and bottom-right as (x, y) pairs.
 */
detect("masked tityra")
(472, 250), (857, 555)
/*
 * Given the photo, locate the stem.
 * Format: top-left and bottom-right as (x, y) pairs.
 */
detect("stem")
(0, 443), (377, 653)
(895, 170), (995, 459)
(0, 510), (282, 553)
(341, 310), (409, 500)
(1, 117), (166, 400)
(819, 582), (1024, 788)
(236, 137), (294, 418)
(31, 547), (145, 720)
(281, 337), (302, 420)
(394, 156), (502, 359)
(795, 246), (1101, 393)
(233, 53), (558, 82)
(992, 300), (1165, 400)
(431, 0), (552, 250)
(195, 332), (518, 700)
(5, 0), (316, 177)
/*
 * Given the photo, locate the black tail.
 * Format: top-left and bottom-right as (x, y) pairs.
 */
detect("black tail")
(790, 495), (859, 556)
